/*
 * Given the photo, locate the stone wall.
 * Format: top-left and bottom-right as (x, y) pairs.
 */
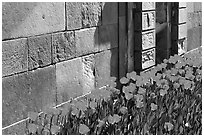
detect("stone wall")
(2, 2), (202, 135)
(2, 2), (119, 134)
(186, 2), (202, 51)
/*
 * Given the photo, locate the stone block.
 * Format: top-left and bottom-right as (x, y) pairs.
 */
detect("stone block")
(66, 2), (83, 30)
(178, 23), (187, 39)
(28, 65), (57, 111)
(187, 26), (202, 51)
(187, 2), (194, 13)
(135, 30), (155, 51)
(2, 2), (65, 40)
(81, 2), (102, 28)
(2, 73), (29, 127)
(66, 2), (101, 30)
(56, 55), (95, 104)
(28, 34), (52, 70)
(98, 23), (118, 51)
(187, 12), (202, 28)
(141, 48), (155, 69)
(134, 11), (155, 31)
(2, 38), (28, 77)
(179, 8), (187, 23)
(134, 2), (155, 12)
(56, 58), (83, 104)
(135, 48), (155, 70)
(2, 66), (56, 128)
(178, 38), (187, 55)
(173, 24), (187, 40)
(194, 2), (202, 12)
(101, 2), (118, 25)
(2, 120), (27, 135)
(95, 48), (118, 88)
(75, 27), (98, 56)
(82, 54), (95, 94)
(52, 31), (76, 63)
(2, 65), (55, 128)
(198, 12), (202, 26)
(179, 2), (186, 8)
(142, 2), (155, 11)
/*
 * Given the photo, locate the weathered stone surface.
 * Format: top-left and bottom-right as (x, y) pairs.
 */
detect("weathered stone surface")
(172, 24), (187, 40)
(178, 23), (187, 39)
(187, 26), (202, 51)
(178, 38), (187, 55)
(187, 2), (201, 12)
(66, 2), (82, 30)
(187, 12), (202, 29)
(135, 30), (155, 51)
(134, 2), (155, 11)
(75, 27), (98, 56)
(2, 73), (29, 128)
(179, 2), (186, 8)
(135, 48), (155, 70)
(52, 31), (76, 63)
(2, 120), (27, 135)
(82, 54), (95, 94)
(187, 2), (194, 13)
(101, 2), (118, 25)
(142, 2), (155, 11)
(2, 65), (57, 128)
(2, 65), (56, 128)
(28, 65), (56, 111)
(56, 55), (95, 104)
(179, 8), (187, 23)
(2, 38), (28, 77)
(56, 58), (83, 104)
(141, 48), (155, 69)
(81, 2), (102, 27)
(2, 2), (65, 40)
(28, 34), (52, 70)
(98, 23), (118, 51)
(194, 2), (202, 12)
(134, 11), (155, 31)
(95, 48), (118, 88)
(66, 2), (101, 30)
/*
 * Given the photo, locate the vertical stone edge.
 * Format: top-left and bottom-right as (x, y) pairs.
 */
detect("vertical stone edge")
(119, 16), (127, 79)
(134, 2), (156, 72)
(127, 2), (135, 72)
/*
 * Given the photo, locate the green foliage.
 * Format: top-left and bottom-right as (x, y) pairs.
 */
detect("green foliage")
(26, 51), (202, 135)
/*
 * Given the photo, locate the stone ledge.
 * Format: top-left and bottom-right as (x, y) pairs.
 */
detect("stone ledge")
(2, 119), (28, 135)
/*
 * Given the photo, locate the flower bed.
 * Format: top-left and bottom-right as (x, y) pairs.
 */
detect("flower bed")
(26, 47), (202, 135)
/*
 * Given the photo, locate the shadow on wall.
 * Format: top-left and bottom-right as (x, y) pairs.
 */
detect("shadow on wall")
(93, 2), (119, 88)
